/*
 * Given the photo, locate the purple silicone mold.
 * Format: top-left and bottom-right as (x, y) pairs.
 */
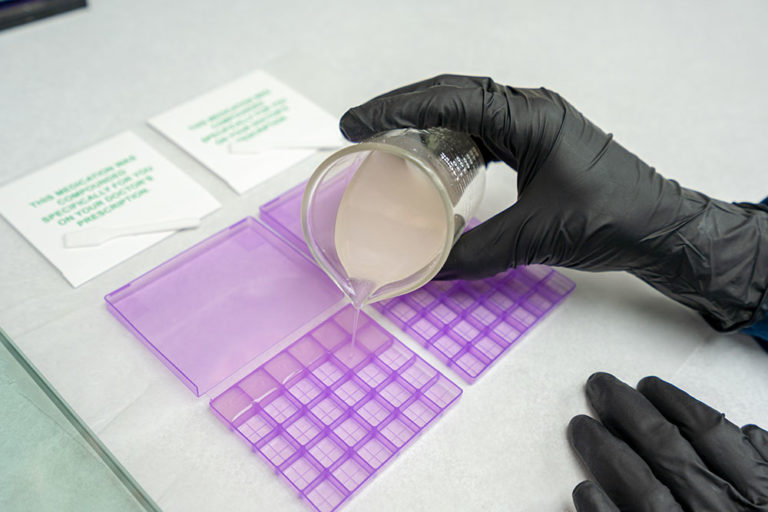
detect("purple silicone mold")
(259, 181), (576, 383)
(210, 305), (461, 512)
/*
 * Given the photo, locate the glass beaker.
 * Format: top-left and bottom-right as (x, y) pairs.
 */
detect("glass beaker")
(301, 128), (486, 305)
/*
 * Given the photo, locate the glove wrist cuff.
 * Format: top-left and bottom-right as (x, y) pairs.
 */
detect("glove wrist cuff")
(630, 199), (768, 332)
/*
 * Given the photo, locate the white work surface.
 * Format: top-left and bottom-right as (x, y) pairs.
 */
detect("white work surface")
(2, 1), (767, 510)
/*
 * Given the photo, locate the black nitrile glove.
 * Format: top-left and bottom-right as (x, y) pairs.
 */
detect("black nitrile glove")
(339, 75), (768, 331)
(569, 373), (768, 512)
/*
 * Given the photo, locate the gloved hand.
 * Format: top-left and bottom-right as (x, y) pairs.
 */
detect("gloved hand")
(569, 372), (768, 512)
(339, 75), (768, 331)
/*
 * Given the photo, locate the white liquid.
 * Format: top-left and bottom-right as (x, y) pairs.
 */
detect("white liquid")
(334, 150), (449, 308)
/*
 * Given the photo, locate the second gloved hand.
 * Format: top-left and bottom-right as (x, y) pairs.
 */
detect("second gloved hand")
(340, 75), (768, 331)
(569, 373), (768, 512)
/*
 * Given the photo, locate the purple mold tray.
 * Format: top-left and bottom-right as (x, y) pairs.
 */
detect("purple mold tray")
(372, 265), (574, 382)
(259, 181), (576, 383)
(211, 305), (461, 512)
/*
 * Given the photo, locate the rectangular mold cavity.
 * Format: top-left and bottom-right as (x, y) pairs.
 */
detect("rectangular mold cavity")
(373, 265), (575, 383)
(259, 181), (575, 384)
(210, 305), (462, 512)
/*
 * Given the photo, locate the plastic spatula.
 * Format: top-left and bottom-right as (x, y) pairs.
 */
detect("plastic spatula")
(64, 218), (201, 248)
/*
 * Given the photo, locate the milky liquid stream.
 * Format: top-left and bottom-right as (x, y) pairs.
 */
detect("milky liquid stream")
(334, 150), (449, 347)
(350, 307), (361, 349)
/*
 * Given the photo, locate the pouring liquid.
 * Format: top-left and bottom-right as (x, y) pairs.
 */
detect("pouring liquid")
(334, 150), (449, 346)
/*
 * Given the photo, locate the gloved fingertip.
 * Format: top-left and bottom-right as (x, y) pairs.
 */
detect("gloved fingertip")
(572, 481), (620, 512)
(339, 108), (371, 142)
(586, 372), (615, 389)
(569, 414), (593, 429)
(636, 375), (664, 394)
(585, 373), (628, 414)
(567, 414), (596, 445)
(572, 480), (595, 497)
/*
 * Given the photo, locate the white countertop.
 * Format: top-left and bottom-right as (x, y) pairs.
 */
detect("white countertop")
(1, 1), (767, 510)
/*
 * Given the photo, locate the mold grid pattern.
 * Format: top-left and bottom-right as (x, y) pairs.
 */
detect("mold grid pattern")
(210, 306), (462, 512)
(373, 265), (575, 383)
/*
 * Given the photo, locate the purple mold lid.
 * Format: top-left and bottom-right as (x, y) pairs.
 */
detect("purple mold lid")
(105, 217), (343, 397)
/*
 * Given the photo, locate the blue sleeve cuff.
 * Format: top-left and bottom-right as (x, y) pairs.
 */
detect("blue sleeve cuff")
(739, 195), (768, 352)
(742, 316), (768, 352)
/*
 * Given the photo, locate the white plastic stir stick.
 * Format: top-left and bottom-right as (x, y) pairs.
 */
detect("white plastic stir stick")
(228, 137), (344, 154)
(63, 217), (201, 248)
